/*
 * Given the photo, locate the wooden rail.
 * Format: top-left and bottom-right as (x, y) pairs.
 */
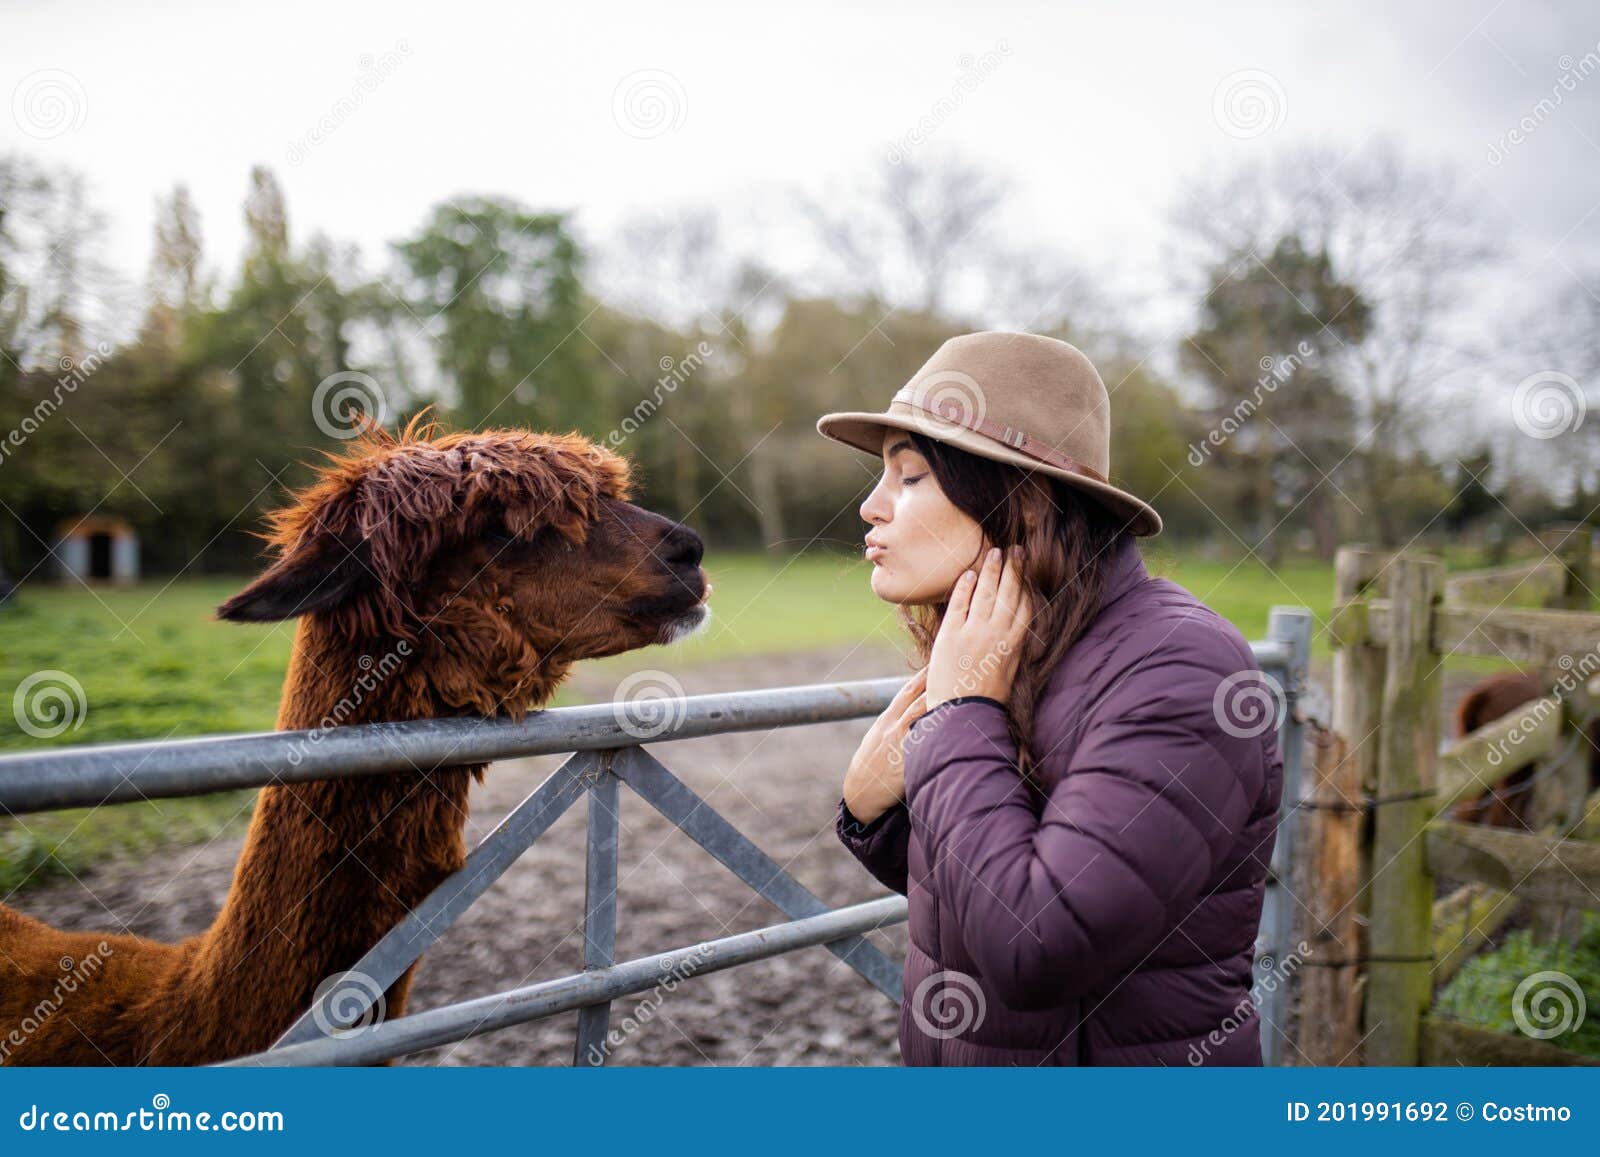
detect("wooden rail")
(1443, 559), (1564, 607)
(1332, 599), (1600, 666)
(1316, 524), (1599, 1067)
(1421, 1019), (1600, 1066)
(1427, 819), (1600, 906)
(1436, 695), (1564, 812)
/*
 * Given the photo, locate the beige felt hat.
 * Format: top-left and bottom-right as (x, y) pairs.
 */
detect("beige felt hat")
(816, 331), (1162, 536)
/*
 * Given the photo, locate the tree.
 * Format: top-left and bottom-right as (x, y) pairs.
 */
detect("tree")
(1177, 143), (1493, 546)
(141, 184), (210, 352)
(803, 153), (1006, 317)
(393, 197), (587, 430)
(1183, 235), (1369, 561)
(1500, 270), (1600, 523)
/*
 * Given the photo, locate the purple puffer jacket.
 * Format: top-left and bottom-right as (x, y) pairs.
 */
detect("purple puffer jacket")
(838, 534), (1283, 1065)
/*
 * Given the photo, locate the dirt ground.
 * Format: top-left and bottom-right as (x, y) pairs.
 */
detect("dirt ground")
(11, 641), (918, 1066)
(9, 646), (1496, 1066)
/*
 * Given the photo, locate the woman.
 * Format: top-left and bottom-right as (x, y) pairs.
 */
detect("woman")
(816, 331), (1283, 1066)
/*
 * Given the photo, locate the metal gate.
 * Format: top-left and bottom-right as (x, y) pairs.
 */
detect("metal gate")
(0, 608), (1308, 1066)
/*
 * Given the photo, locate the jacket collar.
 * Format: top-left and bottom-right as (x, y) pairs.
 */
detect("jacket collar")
(1097, 533), (1148, 614)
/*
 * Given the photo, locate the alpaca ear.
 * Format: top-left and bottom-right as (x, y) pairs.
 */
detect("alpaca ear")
(216, 532), (370, 623)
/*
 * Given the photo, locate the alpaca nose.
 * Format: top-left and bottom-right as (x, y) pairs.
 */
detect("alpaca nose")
(662, 524), (704, 570)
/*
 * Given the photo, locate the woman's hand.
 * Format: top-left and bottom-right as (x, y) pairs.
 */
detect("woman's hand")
(926, 545), (1031, 712)
(842, 667), (927, 825)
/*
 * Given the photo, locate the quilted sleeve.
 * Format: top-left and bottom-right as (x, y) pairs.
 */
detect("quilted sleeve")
(902, 646), (1268, 1010)
(835, 797), (912, 896)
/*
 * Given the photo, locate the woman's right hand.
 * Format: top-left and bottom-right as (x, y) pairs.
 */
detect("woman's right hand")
(842, 668), (928, 825)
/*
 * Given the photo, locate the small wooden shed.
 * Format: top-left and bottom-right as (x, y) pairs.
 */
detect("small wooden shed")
(53, 514), (140, 583)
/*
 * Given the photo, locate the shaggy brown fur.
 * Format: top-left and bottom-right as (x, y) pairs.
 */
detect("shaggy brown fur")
(1449, 670), (1599, 829)
(0, 418), (708, 1065)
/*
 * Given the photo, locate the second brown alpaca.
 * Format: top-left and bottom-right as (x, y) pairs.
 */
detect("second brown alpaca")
(1450, 669), (1600, 830)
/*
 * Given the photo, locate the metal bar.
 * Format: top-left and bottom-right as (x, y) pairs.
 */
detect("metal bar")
(222, 896), (910, 1067)
(0, 677), (908, 814)
(573, 765), (620, 1066)
(614, 746), (903, 1000)
(1255, 606), (1312, 1066)
(1250, 639), (1292, 669)
(271, 755), (593, 1048)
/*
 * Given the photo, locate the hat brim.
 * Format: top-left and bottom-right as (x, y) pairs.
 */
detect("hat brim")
(816, 409), (1163, 537)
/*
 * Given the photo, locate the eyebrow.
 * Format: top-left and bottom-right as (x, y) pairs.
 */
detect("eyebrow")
(885, 438), (915, 459)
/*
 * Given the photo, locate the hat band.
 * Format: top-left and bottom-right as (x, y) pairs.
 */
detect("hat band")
(894, 392), (1109, 484)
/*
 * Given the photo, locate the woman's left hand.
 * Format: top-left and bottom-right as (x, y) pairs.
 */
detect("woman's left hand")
(926, 545), (1032, 712)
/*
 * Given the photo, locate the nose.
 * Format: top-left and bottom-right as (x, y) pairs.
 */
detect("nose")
(860, 476), (891, 526)
(662, 523), (704, 570)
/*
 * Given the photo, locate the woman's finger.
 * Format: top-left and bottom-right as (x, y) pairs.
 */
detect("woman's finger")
(896, 693), (927, 727)
(970, 546), (1003, 620)
(946, 564), (977, 623)
(889, 668), (925, 709)
(1011, 584), (1034, 634)
(996, 546), (1024, 615)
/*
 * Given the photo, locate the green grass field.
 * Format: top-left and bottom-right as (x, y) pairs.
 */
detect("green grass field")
(2, 548), (1337, 754)
(0, 545), (1531, 893)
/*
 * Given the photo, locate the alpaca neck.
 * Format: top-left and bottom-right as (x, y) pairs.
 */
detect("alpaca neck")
(156, 619), (508, 1060)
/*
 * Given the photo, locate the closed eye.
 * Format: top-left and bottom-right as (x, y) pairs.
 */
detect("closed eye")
(483, 524), (556, 557)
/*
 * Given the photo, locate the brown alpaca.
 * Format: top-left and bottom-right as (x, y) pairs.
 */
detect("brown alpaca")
(0, 419), (709, 1065)
(1449, 670), (1599, 829)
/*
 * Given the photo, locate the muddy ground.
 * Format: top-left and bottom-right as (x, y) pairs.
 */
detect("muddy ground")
(10, 648), (1494, 1066)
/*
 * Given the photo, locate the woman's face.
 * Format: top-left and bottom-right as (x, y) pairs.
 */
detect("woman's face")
(859, 430), (987, 605)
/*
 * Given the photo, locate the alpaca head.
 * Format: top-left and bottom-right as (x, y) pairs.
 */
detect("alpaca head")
(217, 418), (709, 716)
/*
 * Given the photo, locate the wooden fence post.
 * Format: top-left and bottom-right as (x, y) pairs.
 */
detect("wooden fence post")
(1541, 522), (1592, 612)
(1530, 523), (1593, 944)
(1363, 553), (1443, 1065)
(1319, 546), (1390, 1066)
(1537, 522), (1594, 831)
(1331, 547), (1390, 895)
(1295, 727), (1364, 1064)
(1332, 548), (1391, 797)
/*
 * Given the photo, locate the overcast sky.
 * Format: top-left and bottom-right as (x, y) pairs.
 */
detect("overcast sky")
(4, 0), (1599, 328)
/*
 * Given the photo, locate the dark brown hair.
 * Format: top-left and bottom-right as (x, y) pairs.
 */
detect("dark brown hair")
(902, 430), (1128, 780)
